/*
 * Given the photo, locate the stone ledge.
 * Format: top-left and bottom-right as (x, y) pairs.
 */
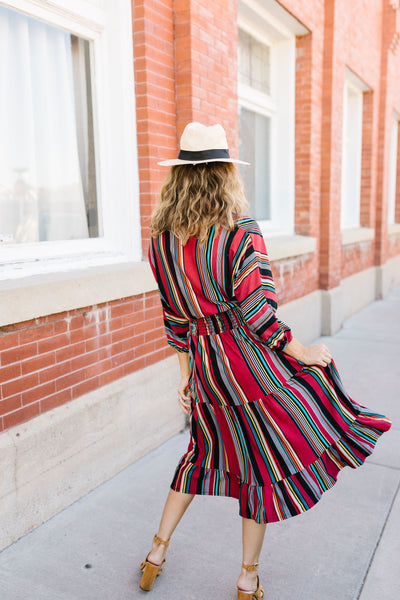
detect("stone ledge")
(0, 261), (158, 327)
(264, 234), (317, 261)
(388, 223), (400, 237)
(341, 227), (375, 246)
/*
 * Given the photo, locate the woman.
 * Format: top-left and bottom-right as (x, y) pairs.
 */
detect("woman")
(141, 122), (391, 599)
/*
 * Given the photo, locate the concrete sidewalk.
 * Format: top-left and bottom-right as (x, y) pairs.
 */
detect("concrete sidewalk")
(0, 287), (399, 600)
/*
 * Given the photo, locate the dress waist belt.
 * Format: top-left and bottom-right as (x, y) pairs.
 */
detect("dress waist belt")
(189, 307), (243, 336)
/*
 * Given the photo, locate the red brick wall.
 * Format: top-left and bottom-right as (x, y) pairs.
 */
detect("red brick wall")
(133, 0), (177, 255)
(376, 0), (400, 263)
(360, 92), (376, 229)
(174, 0), (239, 152)
(0, 294), (171, 433)
(319, 0), (343, 289)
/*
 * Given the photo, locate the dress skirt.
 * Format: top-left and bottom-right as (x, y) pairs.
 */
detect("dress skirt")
(170, 309), (391, 523)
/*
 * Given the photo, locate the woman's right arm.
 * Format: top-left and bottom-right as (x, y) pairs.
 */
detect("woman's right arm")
(231, 222), (332, 367)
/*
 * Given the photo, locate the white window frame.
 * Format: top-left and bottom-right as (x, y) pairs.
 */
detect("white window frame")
(238, 0), (298, 236)
(340, 69), (371, 231)
(388, 113), (400, 225)
(0, 0), (141, 277)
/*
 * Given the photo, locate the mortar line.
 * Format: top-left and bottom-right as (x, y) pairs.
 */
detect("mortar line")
(355, 476), (400, 599)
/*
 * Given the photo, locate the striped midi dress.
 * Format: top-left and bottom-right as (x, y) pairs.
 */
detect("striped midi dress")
(148, 217), (391, 524)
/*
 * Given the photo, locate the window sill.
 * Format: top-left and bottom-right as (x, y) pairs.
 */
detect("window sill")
(264, 234), (317, 261)
(341, 227), (375, 246)
(0, 260), (157, 328)
(388, 223), (400, 237)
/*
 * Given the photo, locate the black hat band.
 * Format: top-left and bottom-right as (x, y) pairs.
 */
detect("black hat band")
(178, 148), (230, 161)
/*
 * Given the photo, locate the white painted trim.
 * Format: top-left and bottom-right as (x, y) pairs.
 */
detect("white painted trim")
(239, 0), (309, 39)
(344, 66), (372, 93)
(238, 13), (295, 235)
(238, 15), (276, 47)
(238, 85), (277, 117)
(0, 0), (106, 36)
(0, 0), (141, 270)
(0, 261), (157, 327)
(341, 227), (375, 246)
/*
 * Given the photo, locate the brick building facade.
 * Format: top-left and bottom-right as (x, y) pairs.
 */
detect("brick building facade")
(1, 0), (400, 548)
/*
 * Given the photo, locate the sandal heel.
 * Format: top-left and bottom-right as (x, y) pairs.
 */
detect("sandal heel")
(139, 533), (170, 592)
(139, 560), (164, 591)
(238, 591), (257, 600)
(237, 577), (264, 599)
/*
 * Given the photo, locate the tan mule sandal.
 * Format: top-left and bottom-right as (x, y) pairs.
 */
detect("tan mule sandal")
(139, 534), (170, 591)
(237, 563), (265, 600)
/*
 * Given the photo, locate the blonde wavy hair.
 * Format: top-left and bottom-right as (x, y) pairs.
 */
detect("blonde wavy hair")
(151, 162), (247, 244)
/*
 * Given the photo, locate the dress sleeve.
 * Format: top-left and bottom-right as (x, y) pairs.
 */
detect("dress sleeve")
(231, 222), (293, 351)
(161, 306), (190, 353)
(148, 238), (190, 353)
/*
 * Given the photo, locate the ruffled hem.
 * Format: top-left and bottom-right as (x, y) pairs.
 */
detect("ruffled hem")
(170, 407), (391, 523)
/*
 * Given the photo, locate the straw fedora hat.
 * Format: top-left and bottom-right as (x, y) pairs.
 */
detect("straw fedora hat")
(158, 122), (250, 166)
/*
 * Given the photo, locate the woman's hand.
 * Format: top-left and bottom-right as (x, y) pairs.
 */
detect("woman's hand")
(301, 344), (332, 367)
(283, 337), (332, 367)
(178, 375), (191, 414)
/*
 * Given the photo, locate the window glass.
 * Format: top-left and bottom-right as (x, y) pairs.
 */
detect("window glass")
(0, 5), (100, 244)
(239, 106), (271, 221)
(238, 29), (270, 95)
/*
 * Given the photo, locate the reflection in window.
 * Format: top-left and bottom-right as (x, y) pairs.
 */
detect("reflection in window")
(239, 106), (271, 221)
(238, 29), (270, 95)
(0, 5), (100, 244)
(238, 28), (272, 222)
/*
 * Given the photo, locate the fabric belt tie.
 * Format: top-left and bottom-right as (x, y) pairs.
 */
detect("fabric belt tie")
(189, 307), (243, 336)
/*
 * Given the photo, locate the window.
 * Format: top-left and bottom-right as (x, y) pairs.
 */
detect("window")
(340, 78), (364, 229)
(0, 0), (140, 272)
(239, 29), (271, 94)
(388, 116), (399, 224)
(239, 107), (271, 220)
(0, 6), (99, 244)
(238, 0), (298, 235)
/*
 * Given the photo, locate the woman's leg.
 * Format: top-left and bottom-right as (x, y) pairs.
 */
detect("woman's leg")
(147, 489), (195, 565)
(237, 517), (267, 592)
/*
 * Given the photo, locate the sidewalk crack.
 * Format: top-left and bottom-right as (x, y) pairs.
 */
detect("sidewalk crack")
(355, 476), (400, 599)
